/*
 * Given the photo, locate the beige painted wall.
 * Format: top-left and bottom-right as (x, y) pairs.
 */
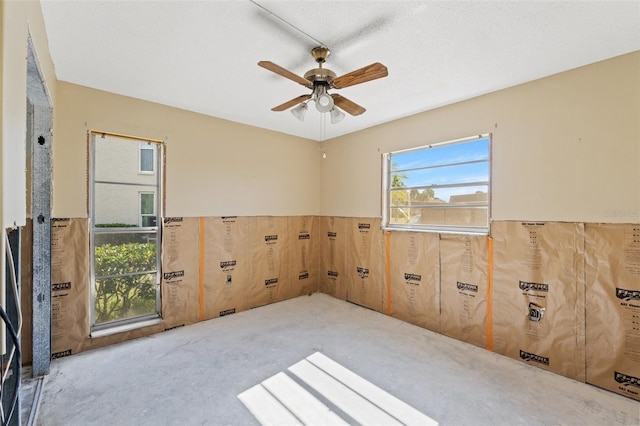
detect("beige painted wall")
(320, 52), (640, 224)
(54, 53), (639, 223)
(1, 0), (57, 228)
(53, 82), (322, 218)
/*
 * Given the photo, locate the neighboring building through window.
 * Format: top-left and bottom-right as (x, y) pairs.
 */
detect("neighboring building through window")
(90, 133), (163, 332)
(383, 134), (490, 234)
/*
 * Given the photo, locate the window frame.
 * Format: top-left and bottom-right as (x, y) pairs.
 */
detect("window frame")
(89, 131), (164, 334)
(139, 142), (155, 174)
(382, 133), (491, 235)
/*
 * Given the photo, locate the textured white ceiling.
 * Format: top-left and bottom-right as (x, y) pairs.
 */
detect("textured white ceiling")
(40, 1), (640, 141)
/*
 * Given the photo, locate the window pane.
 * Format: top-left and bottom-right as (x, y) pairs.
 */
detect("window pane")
(140, 193), (155, 215)
(95, 137), (140, 181)
(392, 138), (489, 170)
(391, 160), (488, 188)
(94, 273), (156, 324)
(140, 147), (154, 172)
(94, 233), (158, 324)
(390, 185), (488, 226)
(389, 206), (488, 227)
(390, 185), (489, 207)
(141, 215), (157, 227)
(94, 232), (158, 276)
(94, 183), (155, 227)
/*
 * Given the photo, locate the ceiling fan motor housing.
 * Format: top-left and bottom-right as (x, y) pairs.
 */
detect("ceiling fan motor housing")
(304, 68), (336, 85)
(306, 46), (336, 87)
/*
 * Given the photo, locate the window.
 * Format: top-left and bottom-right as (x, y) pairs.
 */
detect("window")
(383, 134), (490, 234)
(139, 192), (156, 227)
(90, 133), (163, 331)
(139, 142), (155, 173)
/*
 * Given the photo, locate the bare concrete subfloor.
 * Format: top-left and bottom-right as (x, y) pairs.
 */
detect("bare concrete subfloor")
(36, 293), (639, 425)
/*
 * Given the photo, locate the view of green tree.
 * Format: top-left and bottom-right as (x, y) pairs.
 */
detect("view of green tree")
(390, 162), (409, 222)
(94, 242), (157, 323)
(410, 188), (435, 203)
(390, 162), (438, 223)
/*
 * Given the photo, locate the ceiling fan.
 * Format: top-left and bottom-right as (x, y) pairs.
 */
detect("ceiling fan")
(258, 46), (388, 123)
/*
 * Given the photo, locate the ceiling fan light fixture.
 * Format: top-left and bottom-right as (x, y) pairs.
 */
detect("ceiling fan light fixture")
(330, 107), (345, 124)
(315, 93), (334, 113)
(291, 102), (307, 121)
(259, 46), (388, 123)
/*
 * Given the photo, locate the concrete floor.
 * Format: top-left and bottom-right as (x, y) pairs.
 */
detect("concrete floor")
(36, 293), (639, 425)
(20, 366), (44, 425)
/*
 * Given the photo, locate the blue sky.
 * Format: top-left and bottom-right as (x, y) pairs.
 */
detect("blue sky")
(390, 137), (490, 202)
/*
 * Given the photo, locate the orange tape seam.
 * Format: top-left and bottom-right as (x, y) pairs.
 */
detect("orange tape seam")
(486, 236), (494, 352)
(385, 232), (392, 316)
(198, 217), (205, 321)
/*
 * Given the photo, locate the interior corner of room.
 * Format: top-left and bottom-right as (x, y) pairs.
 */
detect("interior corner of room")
(2, 1), (640, 425)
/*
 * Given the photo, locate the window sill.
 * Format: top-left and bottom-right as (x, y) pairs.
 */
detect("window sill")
(91, 317), (162, 339)
(383, 225), (489, 236)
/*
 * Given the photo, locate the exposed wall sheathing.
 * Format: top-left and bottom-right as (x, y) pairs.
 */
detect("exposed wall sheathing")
(45, 216), (639, 401)
(318, 216), (347, 300)
(388, 231), (439, 331)
(439, 235), (489, 348)
(346, 217), (385, 312)
(492, 221), (586, 382)
(285, 216), (319, 299)
(161, 217), (200, 328)
(247, 216), (289, 308)
(585, 223), (640, 400)
(50, 218), (90, 359)
(202, 216), (250, 319)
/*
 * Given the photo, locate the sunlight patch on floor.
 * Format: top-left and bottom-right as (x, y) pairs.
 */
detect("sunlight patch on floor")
(238, 352), (438, 426)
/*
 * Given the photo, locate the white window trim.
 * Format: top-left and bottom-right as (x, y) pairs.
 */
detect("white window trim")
(382, 133), (491, 235)
(139, 142), (155, 174)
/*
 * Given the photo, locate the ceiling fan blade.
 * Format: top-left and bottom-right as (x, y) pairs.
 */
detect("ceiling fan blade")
(258, 61), (313, 88)
(332, 62), (388, 89)
(272, 94), (311, 111)
(331, 94), (366, 116)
